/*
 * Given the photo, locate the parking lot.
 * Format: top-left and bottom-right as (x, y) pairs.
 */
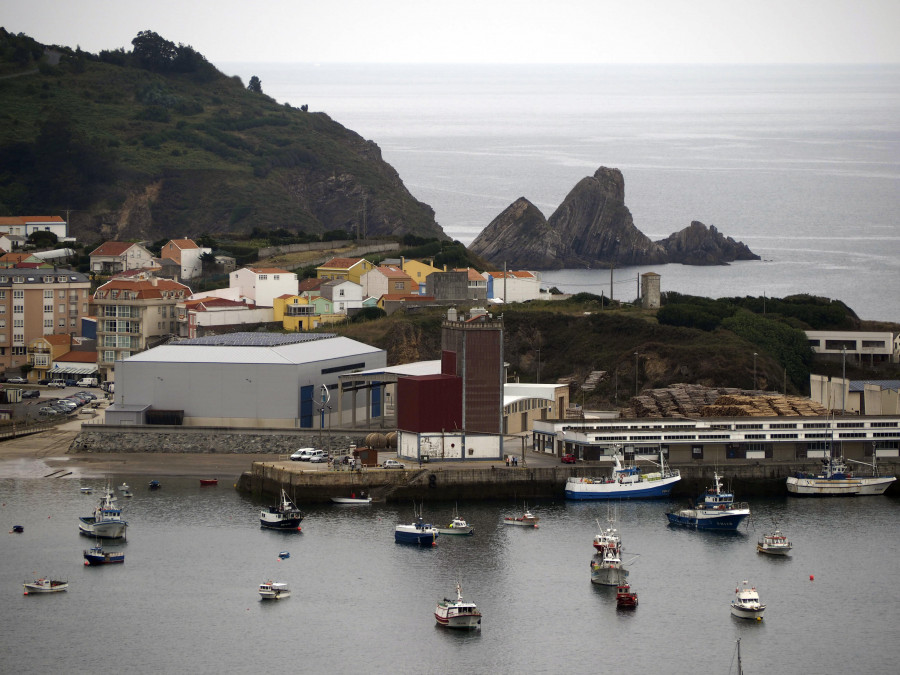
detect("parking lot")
(2, 385), (109, 424)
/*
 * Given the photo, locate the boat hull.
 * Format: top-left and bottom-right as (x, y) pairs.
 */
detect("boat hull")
(83, 550), (125, 565)
(566, 474), (680, 500)
(786, 475), (895, 496)
(435, 611), (482, 628)
(78, 517), (127, 539)
(757, 544), (791, 556)
(331, 497), (372, 504)
(394, 528), (437, 545)
(591, 565), (628, 586)
(666, 510), (749, 531)
(259, 517), (303, 530)
(259, 590), (291, 600)
(24, 580), (68, 593)
(503, 518), (538, 527)
(731, 605), (765, 620)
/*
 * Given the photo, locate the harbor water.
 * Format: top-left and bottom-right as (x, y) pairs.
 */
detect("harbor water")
(2, 475), (899, 674)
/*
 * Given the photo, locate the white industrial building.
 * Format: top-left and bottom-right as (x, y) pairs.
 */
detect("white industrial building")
(105, 332), (386, 428)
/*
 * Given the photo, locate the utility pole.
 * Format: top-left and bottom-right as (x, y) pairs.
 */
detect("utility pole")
(634, 352), (639, 397)
(841, 346), (846, 413)
(753, 353), (758, 390)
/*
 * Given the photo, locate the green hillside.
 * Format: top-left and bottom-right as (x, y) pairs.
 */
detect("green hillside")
(0, 29), (444, 243)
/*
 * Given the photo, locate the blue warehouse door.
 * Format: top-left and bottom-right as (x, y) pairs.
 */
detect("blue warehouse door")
(372, 382), (382, 418)
(300, 385), (314, 428)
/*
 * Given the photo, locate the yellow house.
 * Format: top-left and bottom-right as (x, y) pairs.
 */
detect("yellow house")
(316, 257), (374, 285)
(401, 258), (441, 290)
(273, 295), (318, 332)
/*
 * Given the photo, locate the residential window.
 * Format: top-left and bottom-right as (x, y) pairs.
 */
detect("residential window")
(103, 350), (115, 362)
(44, 319), (53, 328)
(58, 290), (65, 298)
(58, 304), (65, 313)
(44, 304), (53, 313)
(0, 319), (5, 328)
(44, 290), (53, 299)
(13, 290), (23, 299)
(70, 319), (76, 328)
(274, 275), (280, 280)
(58, 318), (65, 327)
(13, 305), (23, 314)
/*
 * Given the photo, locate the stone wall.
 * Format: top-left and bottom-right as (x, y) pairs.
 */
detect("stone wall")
(70, 425), (371, 455)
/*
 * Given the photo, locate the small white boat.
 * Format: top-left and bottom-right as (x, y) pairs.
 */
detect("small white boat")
(259, 581), (291, 600)
(118, 483), (129, 492)
(434, 582), (482, 629)
(757, 529), (792, 556)
(24, 577), (68, 594)
(503, 504), (539, 528)
(331, 494), (372, 504)
(436, 505), (474, 535)
(80, 487), (93, 494)
(730, 580), (765, 620)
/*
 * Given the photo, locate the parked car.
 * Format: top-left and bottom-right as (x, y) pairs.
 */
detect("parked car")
(561, 453), (577, 464)
(65, 379), (78, 387)
(290, 447), (317, 461)
(48, 380), (66, 388)
(76, 377), (99, 388)
(22, 389), (40, 399)
(381, 459), (405, 469)
(6, 377), (27, 384)
(308, 452), (329, 463)
(39, 407), (60, 415)
(38, 378), (51, 385)
(76, 391), (98, 400)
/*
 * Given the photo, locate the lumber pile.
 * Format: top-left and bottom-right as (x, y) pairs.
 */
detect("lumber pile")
(626, 384), (828, 419)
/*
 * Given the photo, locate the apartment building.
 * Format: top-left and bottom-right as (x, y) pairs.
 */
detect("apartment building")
(93, 272), (191, 381)
(0, 268), (91, 374)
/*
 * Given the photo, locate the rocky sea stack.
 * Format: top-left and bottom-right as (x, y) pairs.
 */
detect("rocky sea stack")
(470, 167), (759, 269)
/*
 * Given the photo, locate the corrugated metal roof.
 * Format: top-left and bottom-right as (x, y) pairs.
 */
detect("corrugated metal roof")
(126, 335), (381, 365)
(849, 380), (900, 392)
(177, 332), (335, 346)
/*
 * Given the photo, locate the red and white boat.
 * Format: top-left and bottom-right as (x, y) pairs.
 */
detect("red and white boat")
(756, 529), (792, 556)
(503, 504), (539, 528)
(434, 582), (482, 629)
(616, 583), (638, 608)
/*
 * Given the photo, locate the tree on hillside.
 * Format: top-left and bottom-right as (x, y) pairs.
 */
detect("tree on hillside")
(131, 31), (177, 71)
(27, 231), (58, 248)
(248, 76), (263, 94)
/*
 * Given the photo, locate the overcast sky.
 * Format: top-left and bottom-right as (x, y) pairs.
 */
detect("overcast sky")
(5, 0), (899, 64)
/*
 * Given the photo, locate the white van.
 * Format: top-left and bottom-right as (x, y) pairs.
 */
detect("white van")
(77, 377), (99, 388)
(290, 447), (317, 461)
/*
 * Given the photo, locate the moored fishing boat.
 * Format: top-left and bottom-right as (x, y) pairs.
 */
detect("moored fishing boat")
(258, 581), (290, 600)
(148, 480), (161, 490)
(616, 582), (638, 608)
(24, 577), (68, 594)
(331, 491), (371, 504)
(665, 472), (750, 531)
(757, 529), (792, 556)
(503, 504), (539, 528)
(83, 543), (125, 565)
(590, 546), (629, 586)
(435, 505), (474, 535)
(730, 580), (765, 620)
(786, 455), (896, 496)
(565, 449), (681, 500)
(200, 478), (218, 486)
(395, 509), (439, 545)
(434, 582), (482, 629)
(259, 489), (304, 530)
(79, 488), (127, 539)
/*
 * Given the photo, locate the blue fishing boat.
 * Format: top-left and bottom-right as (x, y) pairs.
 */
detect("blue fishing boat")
(666, 472), (750, 531)
(83, 543), (125, 565)
(395, 505), (438, 545)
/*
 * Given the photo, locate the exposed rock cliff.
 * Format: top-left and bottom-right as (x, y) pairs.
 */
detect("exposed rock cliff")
(470, 167), (758, 269)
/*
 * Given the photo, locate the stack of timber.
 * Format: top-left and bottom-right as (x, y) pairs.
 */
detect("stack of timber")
(581, 371), (607, 391)
(626, 384), (827, 419)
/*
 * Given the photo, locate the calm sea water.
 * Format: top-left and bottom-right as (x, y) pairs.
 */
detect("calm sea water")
(224, 63), (900, 321)
(3, 474), (899, 674)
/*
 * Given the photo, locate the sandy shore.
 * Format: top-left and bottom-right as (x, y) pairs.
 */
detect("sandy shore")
(0, 419), (282, 479)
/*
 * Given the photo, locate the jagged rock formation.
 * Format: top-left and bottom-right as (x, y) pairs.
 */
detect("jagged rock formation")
(470, 167), (759, 269)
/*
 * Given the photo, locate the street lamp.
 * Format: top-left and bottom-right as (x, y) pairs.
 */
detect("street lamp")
(536, 347), (541, 384)
(753, 353), (758, 390)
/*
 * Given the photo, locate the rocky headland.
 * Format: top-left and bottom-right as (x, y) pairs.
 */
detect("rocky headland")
(469, 167), (759, 269)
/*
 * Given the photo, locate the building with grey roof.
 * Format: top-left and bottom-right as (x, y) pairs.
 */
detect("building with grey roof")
(105, 332), (386, 428)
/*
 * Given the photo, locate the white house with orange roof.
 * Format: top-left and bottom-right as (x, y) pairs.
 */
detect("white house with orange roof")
(229, 267), (298, 307)
(90, 241), (155, 275)
(176, 296), (273, 339)
(486, 270), (542, 303)
(360, 265), (416, 300)
(161, 238), (211, 280)
(0, 216), (69, 240)
(316, 257), (374, 285)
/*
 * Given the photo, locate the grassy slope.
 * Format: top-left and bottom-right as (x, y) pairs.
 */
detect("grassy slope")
(0, 41), (440, 240)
